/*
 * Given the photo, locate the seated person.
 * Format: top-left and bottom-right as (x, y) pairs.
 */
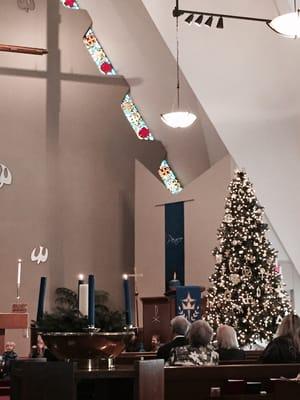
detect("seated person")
(2, 341), (18, 376)
(157, 316), (190, 361)
(31, 335), (57, 361)
(168, 320), (219, 366)
(151, 334), (160, 352)
(260, 314), (300, 363)
(216, 324), (245, 361)
(125, 330), (141, 352)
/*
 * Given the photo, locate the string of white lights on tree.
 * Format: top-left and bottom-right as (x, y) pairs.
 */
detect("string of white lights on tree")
(205, 170), (291, 346)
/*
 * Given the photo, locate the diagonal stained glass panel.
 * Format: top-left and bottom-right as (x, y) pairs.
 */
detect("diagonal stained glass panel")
(83, 28), (117, 76)
(60, 0), (80, 10)
(158, 160), (183, 194)
(121, 94), (154, 141)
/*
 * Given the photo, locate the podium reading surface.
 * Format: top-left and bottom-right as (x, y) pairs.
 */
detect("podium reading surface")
(0, 313), (28, 352)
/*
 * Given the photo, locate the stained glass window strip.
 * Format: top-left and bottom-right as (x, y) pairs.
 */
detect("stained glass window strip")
(83, 28), (117, 76)
(61, 0), (80, 10)
(121, 94), (154, 141)
(158, 160), (183, 194)
(58, 0), (183, 193)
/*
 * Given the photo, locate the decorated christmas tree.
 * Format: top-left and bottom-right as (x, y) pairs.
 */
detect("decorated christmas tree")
(205, 170), (291, 346)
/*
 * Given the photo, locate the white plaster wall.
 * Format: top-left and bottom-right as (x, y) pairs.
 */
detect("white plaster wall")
(135, 155), (234, 324)
(79, 0), (228, 185)
(0, 0), (166, 356)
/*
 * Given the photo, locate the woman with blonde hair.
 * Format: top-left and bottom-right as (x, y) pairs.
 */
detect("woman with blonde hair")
(261, 314), (300, 363)
(216, 325), (245, 361)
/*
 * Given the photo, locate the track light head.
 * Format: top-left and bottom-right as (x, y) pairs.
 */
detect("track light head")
(185, 14), (194, 25)
(205, 16), (213, 27)
(172, 8), (185, 18)
(195, 15), (204, 26)
(216, 16), (224, 29)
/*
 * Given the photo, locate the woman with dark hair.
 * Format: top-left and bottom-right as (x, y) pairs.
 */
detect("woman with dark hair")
(261, 314), (300, 363)
(168, 320), (219, 366)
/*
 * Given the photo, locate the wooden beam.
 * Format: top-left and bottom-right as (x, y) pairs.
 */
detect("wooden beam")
(0, 44), (48, 55)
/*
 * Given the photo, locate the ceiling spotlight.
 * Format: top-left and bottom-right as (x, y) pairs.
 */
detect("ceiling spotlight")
(194, 15), (203, 26)
(184, 14), (194, 24)
(216, 16), (224, 29)
(205, 16), (213, 27)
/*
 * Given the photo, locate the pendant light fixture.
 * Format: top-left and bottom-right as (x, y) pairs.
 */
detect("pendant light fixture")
(161, 6), (197, 129)
(268, 1), (300, 38)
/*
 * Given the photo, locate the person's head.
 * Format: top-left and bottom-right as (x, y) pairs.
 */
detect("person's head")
(170, 316), (190, 337)
(216, 325), (239, 350)
(151, 334), (160, 350)
(37, 335), (46, 350)
(188, 320), (213, 347)
(276, 314), (300, 338)
(4, 342), (16, 352)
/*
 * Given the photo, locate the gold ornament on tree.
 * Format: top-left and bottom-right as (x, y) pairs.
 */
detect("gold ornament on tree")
(243, 266), (252, 278)
(230, 274), (240, 285)
(215, 254), (223, 264)
(224, 289), (232, 300)
(224, 214), (233, 223)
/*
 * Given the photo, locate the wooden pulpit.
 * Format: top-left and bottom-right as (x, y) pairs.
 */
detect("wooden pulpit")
(141, 287), (206, 350)
(0, 313), (28, 352)
(141, 297), (176, 351)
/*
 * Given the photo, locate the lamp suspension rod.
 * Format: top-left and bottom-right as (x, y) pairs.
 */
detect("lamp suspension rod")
(176, 14), (180, 109)
(173, 7), (271, 24)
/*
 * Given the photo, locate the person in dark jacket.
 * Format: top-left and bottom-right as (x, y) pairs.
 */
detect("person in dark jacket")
(2, 341), (18, 376)
(261, 314), (300, 363)
(216, 325), (245, 361)
(31, 335), (57, 361)
(157, 316), (190, 362)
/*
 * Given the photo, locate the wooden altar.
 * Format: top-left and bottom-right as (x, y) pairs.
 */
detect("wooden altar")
(0, 313), (28, 352)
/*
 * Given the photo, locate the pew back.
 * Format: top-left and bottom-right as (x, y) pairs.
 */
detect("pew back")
(10, 360), (75, 400)
(137, 361), (300, 400)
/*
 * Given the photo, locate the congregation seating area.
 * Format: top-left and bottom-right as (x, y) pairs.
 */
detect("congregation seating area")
(1, 354), (299, 400)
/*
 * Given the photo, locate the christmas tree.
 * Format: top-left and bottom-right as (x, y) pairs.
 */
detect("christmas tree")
(205, 170), (291, 346)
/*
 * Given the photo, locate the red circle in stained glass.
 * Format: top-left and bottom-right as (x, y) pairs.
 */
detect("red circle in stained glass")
(138, 127), (150, 139)
(100, 62), (113, 74)
(65, 0), (76, 7)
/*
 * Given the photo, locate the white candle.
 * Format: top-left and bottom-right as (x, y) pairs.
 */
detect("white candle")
(79, 283), (88, 316)
(17, 259), (22, 287)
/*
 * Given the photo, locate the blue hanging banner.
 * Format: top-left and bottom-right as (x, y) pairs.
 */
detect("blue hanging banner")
(165, 201), (185, 292)
(176, 286), (202, 322)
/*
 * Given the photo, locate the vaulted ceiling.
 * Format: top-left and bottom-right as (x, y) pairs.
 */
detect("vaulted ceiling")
(80, 0), (300, 273)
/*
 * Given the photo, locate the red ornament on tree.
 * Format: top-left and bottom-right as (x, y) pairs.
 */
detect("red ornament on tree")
(138, 127), (150, 139)
(100, 62), (113, 74)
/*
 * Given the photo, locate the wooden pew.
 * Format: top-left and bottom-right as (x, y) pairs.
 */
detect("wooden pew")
(10, 360), (75, 400)
(136, 361), (300, 400)
(116, 351), (156, 365)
